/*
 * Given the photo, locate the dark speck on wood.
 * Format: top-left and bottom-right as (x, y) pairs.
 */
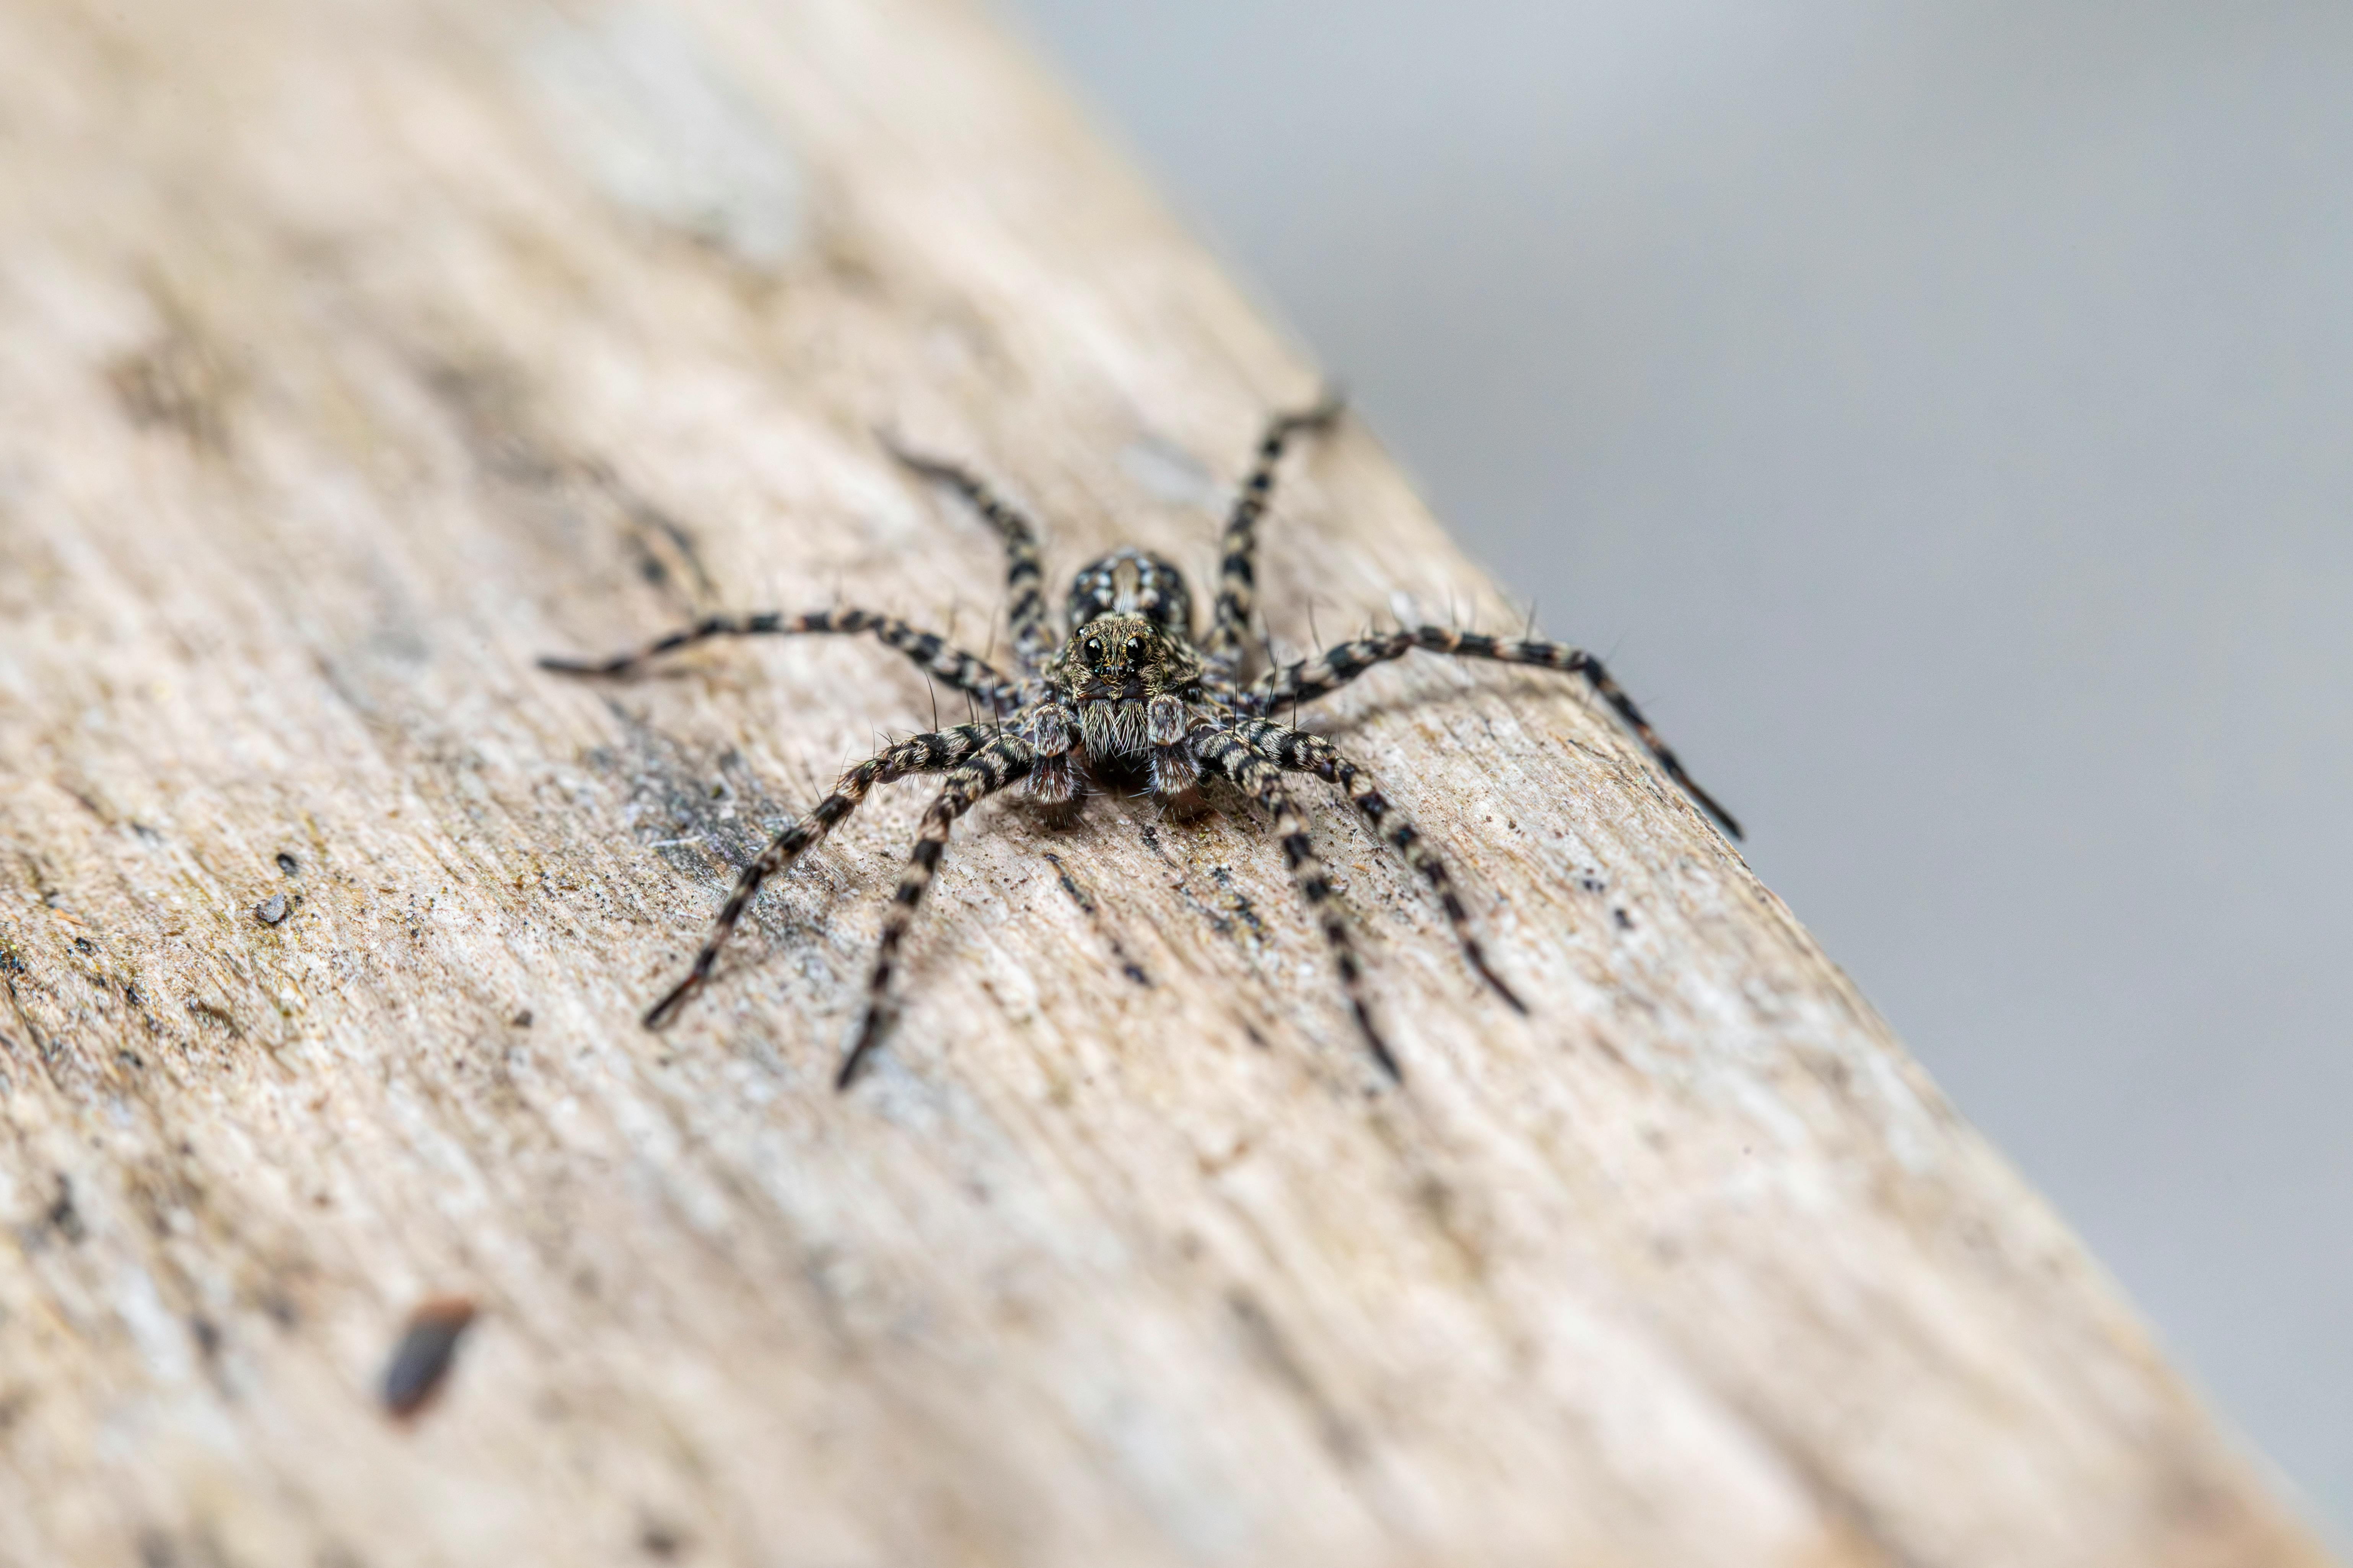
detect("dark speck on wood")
(382, 1296), (478, 1420)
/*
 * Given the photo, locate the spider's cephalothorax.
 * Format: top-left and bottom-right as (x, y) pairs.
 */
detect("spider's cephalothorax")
(544, 396), (1741, 1088)
(1050, 609), (1202, 746)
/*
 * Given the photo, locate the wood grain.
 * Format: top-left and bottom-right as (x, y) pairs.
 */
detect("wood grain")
(0, 1), (2329, 1564)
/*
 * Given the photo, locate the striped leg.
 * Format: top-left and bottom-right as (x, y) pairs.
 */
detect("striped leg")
(643, 725), (995, 1030)
(1203, 395), (1345, 670)
(883, 440), (1058, 674)
(540, 607), (1016, 708)
(1253, 627), (1742, 840)
(838, 734), (1036, 1088)
(1232, 718), (1524, 1013)
(1022, 700), (1085, 823)
(1192, 728), (1401, 1080)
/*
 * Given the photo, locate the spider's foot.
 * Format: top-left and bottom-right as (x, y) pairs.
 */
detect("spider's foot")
(836, 1010), (888, 1090)
(643, 973), (702, 1030)
(537, 652), (624, 677)
(1350, 1001), (1404, 1083)
(1466, 946), (1527, 1014)
(876, 430), (962, 483)
(1693, 787), (1744, 843)
(1284, 387), (1347, 432)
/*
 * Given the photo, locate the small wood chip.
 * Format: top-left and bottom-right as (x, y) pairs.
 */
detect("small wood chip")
(254, 893), (288, 925)
(381, 1296), (477, 1420)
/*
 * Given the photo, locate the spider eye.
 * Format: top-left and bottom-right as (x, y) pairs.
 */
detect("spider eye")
(1084, 636), (1103, 659)
(1126, 637), (1142, 657)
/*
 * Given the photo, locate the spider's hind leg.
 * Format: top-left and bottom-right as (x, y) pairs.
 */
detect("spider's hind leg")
(1191, 727), (1400, 1081)
(641, 724), (997, 1030)
(1235, 718), (1523, 1013)
(838, 733), (1036, 1088)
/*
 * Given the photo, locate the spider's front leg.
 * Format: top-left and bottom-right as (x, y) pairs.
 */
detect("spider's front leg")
(640, 724), (997, 1030)
(1024, 699), (1086, 826)
(882, 440), (1059, 675)
(1145, 694), (1211, 817)
(1203, 394), (1345, 671)
(838, 732), (1035, 1089)
(1253, 627), (1742, 840)
(540, 607), (1017, 710)
(1232, 718), (1524, 1013)
(1190, 727), (1400, 1080)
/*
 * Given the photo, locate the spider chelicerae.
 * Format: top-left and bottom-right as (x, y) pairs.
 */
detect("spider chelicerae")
(543, 399), (1739, 1088)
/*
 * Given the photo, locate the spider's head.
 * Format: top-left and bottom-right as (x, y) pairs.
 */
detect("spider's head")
(1054, 615), (1199, 699)
(1065, 548), (1193, 636)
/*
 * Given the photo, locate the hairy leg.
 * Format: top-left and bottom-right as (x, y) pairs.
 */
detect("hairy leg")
(1191, 727), (1400, 1080)
(1021, 699), (1086, 824)
(1252, 627), (1742, 839)
(883, 439), (1058, 674)
(1203, 395), (1345, 671)
(1232, 718), (1523, 1012)
(642, 725), (998, 1030)
(540, 607), (1015, 709)
(838, 734), (1036, 1088)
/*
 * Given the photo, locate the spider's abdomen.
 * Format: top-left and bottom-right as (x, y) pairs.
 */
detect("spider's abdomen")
(1067, 548), (1192, 634)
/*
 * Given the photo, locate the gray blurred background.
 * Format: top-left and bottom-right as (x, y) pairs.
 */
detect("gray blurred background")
(998, 0), (2352, 1535)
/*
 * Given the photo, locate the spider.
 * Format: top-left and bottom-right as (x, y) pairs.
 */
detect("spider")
(542, 398), (1739, 1088)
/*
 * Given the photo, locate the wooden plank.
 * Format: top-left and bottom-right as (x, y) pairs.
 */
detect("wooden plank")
(0, 0), (2328, 1563)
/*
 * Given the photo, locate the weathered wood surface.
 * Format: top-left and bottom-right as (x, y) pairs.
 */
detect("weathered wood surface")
(0, 2), (2329, 1565)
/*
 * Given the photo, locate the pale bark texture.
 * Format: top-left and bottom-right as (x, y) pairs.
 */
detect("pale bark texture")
(0, 3), (2330, 1566)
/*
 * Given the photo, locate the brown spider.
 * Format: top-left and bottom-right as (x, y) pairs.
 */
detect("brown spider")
(542, 398), (1739, 1088)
